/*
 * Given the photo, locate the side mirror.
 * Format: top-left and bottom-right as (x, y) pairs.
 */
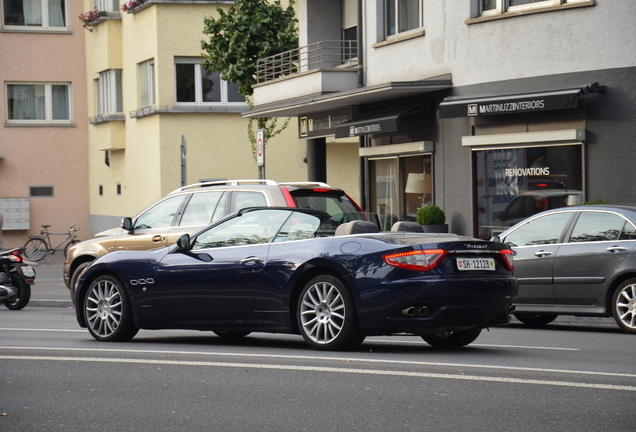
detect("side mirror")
(490, 235), (502, 243)
(176, 234), (191, 251)
(121, 217), (134, 232)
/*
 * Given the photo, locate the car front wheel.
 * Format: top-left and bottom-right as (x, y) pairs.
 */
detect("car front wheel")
(297, 275), (364, 351)
(612, 279), (636, 334)
(84, 275), (138, 342)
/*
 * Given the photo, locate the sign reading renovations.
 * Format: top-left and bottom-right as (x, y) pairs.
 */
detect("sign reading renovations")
(299, 108), (353, 139)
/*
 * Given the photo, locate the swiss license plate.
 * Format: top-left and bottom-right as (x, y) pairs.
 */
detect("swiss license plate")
(21, 266), (36, 278)
(456, 258), (496, 271)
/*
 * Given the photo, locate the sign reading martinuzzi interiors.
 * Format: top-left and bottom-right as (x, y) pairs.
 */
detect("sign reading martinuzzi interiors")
(439, 88), (581, 118)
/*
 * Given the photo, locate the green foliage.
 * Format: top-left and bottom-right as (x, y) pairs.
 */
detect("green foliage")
(201, 0), (298, 160)
(416, 205), (446, 225)
(584, 199), (609, 205)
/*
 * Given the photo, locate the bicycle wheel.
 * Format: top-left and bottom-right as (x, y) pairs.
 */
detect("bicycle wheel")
(64, 239), (81, 258)
(24, 238), (48, 261)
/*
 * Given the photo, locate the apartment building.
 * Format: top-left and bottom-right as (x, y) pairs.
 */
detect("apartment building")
(82, 0), (319, 234)
(249, 0), (636, 238)
(0, 0), (90, 247)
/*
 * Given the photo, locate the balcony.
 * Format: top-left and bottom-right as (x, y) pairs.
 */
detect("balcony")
(252, 40), (360, 111)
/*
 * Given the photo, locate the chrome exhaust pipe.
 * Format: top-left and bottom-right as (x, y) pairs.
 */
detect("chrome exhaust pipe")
(401, 306), (417, 317)
(417, 306), (430, 317)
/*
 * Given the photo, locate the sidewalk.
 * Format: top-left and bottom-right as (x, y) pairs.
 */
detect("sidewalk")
(26, 252), (74, 308)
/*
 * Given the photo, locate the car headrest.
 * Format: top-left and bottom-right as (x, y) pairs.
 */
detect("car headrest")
(335, 220), (379, 236)
(391, 221), (424, 233)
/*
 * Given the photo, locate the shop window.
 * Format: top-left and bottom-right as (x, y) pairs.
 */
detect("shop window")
(368, 154), (432, 229)
(474, 145), (583, 239)
(3, 0), (67, 29)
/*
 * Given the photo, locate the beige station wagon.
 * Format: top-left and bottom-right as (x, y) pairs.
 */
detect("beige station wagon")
(63, 180), (365, 302)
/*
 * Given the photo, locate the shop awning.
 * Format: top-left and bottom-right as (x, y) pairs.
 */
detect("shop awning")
(439, 83), (605, 119)
(334, 107), (422, 138)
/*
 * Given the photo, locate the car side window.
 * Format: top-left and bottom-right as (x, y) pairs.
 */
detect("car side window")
(273, 212), (322, 242)
(179, 191), (225, 227)
(503, 212), (572, 247)
(569, 212), (626, 243)
(134, 195), (187, 229)
(620, 222), (636, 240)
(231, 191), (267, 211)
(193, 209), (290, 249)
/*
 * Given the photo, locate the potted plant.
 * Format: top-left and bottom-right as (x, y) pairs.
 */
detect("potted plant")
(416, 204), (448, 233)
(78, 8), (100, 31)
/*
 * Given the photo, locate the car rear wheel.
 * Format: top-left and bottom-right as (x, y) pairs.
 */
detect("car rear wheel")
(84, 275), (138, 342)
(421, 328), (482, 348)
(514, 313), (558, 327)
(612, 279), (636, 334)
(297, 275), (364, 351)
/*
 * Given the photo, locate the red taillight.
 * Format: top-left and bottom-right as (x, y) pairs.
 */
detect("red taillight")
(536, 183), (548, 187)
(499, 249), (514, 271)
(279, 186), (296, 207)
(9, 251), (23, 263)
(311, 188), (330, 193)
(383, 249), (448, 272)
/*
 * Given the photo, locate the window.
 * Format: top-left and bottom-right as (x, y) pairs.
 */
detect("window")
(95, 0), (119, 12)
(569, 213), (628, 243)
(139, 59), (155, 108)
(3, 0), (67, 29)
(178, 191), (226, 227)
(174, 58), (245, 105)
(98, 70), (123, 114)
(385, 0), (421, 37)
(6, 83), (70, 123)
(98, 185), (103, 196)
(478, 0), (590, 17)
(231, 191), (267, 211)
(29, 186), (54, 197)
(134, 195), (187, 230)
(116, 183), (122, 195)
(502, 212), (572, 247)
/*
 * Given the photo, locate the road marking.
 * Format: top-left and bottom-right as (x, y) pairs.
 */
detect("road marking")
(1, 345), (634, 380)
(1, 354), (634, 392)
(0, 328), (85, 333)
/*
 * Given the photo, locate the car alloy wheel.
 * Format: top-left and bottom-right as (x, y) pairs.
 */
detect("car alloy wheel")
(297, 275), (363, 350)
(612, 279), (636, 334)
(84, 275), (138, 342)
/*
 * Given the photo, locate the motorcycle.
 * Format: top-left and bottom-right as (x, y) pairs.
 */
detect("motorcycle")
(0, 247), (36, 310)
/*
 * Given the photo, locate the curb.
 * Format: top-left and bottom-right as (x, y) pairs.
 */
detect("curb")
(29, 299), (74, 308)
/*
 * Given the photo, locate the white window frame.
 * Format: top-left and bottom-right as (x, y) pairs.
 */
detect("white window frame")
(174, 57), (246, 106)
(5, 82), (72, 124)
(139, 59), (155, 108)
(2, 0), (69, 30)
(98, 69), (123, 115)
(94, 0), (119, 12)
(384, 0), (423, 40)
(480, 0), (588, 16)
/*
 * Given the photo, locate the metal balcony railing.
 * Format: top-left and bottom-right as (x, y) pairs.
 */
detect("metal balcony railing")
(256, 40), (358, 84)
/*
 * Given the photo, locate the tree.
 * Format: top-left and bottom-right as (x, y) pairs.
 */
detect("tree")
(201, 0), (298, 160)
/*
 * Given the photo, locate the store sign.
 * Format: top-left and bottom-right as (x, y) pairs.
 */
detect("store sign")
(298, 108), (353, 139)
(440, 89), (580, 119)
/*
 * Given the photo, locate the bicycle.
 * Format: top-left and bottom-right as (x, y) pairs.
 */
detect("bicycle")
(23, 225), (81, 262)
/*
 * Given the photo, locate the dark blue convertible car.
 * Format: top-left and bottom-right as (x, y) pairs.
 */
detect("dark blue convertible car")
(75, 207), (518, 350)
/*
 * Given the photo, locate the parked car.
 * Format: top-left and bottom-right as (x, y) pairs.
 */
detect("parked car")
(74, 207), (518, 350)
(64, 180), (366, 301)
(494, 205), (636, 333)
(494, 189), (583, 228)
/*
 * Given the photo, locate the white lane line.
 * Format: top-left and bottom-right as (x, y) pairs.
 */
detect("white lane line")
(1, 354), (634, 392)
(2, 346), (634, 379)
(0, 328), (85, 333)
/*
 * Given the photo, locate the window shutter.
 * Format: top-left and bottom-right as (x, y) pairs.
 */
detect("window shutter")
(342, 0), (357, 30)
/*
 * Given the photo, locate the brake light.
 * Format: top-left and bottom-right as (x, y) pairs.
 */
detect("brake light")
(499, 249), (514, 271)
(536, 183), (548, 187)
(383, 249), (448, 272)
(311, 188), (330, 193)
(279, 186), (296, 207)
(9, 251), (23, 263)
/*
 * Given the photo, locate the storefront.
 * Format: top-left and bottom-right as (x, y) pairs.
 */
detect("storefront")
(440, 84), (604, 239)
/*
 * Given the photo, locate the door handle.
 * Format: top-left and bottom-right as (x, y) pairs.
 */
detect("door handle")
(240, 257), (261, 265)
(152, 235), (165, 242)
(534, 250), (553, 257)
(607, 246), (627, 253)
